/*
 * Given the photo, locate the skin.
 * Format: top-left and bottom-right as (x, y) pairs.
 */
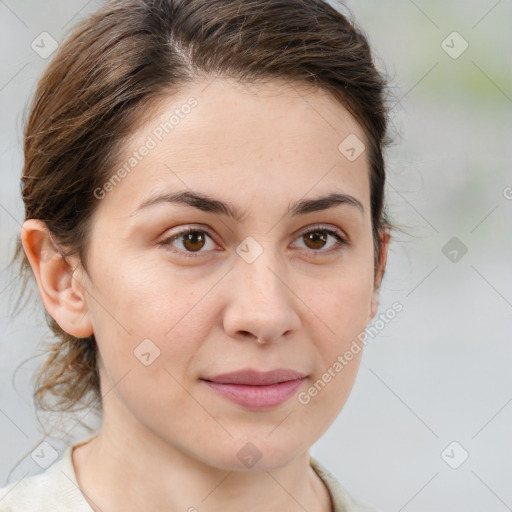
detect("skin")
(21, 77), (389, 512)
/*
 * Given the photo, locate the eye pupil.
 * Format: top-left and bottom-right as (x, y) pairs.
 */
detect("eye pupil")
(165, 227), (342, 257)
(304, 231), (328, 250)
(183, 231), (206, 252)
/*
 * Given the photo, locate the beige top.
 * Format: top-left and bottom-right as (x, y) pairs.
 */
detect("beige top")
(0, 442), (380, 512)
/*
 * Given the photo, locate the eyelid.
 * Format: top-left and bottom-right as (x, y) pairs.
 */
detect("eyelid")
(291, 223), (348, 254)
(158, 224), (219, 256)
(159, 223), (348, 257)
(295, 223), (348, 243)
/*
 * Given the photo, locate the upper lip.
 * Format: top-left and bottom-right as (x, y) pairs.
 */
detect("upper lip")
(202, 369), (307, 385)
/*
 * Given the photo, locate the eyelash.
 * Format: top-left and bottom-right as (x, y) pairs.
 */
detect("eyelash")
(158, 224), (348, 258)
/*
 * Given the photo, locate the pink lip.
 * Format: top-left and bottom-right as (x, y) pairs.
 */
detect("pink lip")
(201, 369), (307, 409)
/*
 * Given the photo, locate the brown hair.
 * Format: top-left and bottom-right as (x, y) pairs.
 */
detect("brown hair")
(10, 0), (393, 417)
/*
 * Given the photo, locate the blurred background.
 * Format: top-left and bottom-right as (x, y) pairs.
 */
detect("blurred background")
(1, 1), (511, 510)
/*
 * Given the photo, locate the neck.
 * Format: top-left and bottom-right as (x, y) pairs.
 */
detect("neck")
(72, 412), (332, 512)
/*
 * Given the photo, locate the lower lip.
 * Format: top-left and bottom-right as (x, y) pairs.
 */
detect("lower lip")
(202, 378), (306, 409)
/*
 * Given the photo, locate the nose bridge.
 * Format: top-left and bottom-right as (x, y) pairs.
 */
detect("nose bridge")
(241, 248), (282, 304)
(223, 240), (300, 342)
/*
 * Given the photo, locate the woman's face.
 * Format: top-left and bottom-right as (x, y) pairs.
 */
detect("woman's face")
(77, 78), (387, 470)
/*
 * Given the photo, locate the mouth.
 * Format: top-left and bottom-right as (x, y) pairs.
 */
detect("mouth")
(200, 369), (307, 409)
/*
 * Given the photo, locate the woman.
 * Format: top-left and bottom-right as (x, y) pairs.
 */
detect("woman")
(1, 0), (392, 510)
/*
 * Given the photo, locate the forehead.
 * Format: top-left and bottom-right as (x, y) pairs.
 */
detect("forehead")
(94, 78), (371, 221)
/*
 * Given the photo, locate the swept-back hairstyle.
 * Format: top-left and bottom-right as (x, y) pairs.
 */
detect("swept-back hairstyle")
(11, 0), (392, 415)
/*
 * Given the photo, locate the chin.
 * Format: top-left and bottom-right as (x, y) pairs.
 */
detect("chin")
(197, 435), (310, 473)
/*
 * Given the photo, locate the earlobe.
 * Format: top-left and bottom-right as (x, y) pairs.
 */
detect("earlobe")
(368, 229), (391, 322)
(21, 219), (94, 338)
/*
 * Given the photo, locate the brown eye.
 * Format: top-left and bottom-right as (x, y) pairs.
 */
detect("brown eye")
(182, 231), (206, 252)
(160, 228), (217, 257)
(293, 227), (347, 254)
(303, 231), (329, 250)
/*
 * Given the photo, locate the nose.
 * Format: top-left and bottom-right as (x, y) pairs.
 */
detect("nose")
(222, 247), (301, 344)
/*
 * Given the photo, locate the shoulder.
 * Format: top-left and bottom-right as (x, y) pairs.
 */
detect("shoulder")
(310, 456), (383, 512)
(0, 446), (92, 512)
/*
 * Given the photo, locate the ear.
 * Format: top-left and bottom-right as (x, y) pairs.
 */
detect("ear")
(20, 219), (93, 338)
(368, 229), (391, 322)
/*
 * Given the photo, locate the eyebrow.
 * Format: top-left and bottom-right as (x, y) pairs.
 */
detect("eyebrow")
(131, 190), (364, 221)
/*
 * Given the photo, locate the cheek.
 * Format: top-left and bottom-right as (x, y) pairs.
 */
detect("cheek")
(305, 261), (375, 402)
(86, 255), (219, 406)
(89, 247), (213, 339)
(298, 351), (361, 425)
(313, 262), (375, 343)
